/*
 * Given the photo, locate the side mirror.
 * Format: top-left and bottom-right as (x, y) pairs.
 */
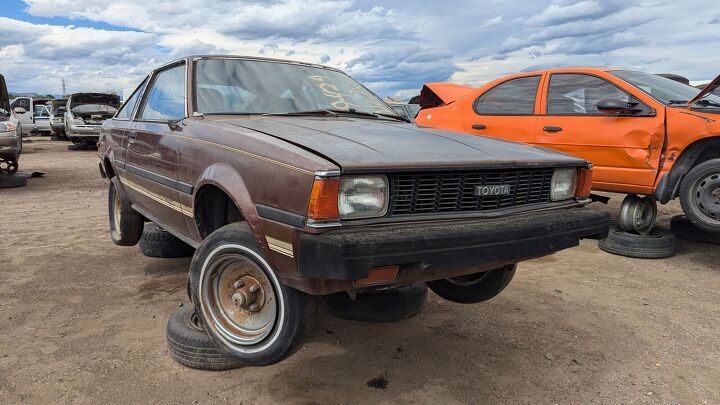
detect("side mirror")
(13, 107), (26, 114)
(596, 99), (642, 115)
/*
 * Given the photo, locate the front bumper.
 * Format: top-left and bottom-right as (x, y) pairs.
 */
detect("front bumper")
(67, 124), (101, 138)
(297, 208), (609, 280)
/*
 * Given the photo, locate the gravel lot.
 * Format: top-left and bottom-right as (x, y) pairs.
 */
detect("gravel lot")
(1, 138), (718, 404)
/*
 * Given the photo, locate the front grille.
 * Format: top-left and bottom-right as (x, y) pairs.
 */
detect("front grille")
(389, 168), (554, 216)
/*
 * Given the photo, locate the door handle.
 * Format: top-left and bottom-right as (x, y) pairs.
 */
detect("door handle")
(471, 124), (487, 130)
(543, 126), (563, 132)
(127, 131), (137, 144)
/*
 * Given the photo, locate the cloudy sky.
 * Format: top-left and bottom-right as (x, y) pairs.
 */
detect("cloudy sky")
(0, 0), (718, 98)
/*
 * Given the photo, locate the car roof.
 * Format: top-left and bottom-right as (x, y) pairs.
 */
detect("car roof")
(156, 55), (341, 74)
(515, 67), (619, 76)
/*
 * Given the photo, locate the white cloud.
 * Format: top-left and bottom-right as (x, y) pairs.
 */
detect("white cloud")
(1, 0), (718, 99)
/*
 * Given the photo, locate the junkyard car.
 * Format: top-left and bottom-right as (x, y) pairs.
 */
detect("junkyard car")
(50, 98), (68, 137)
(417, 69), (720, 233)
(0, 74), (22, 174)
(10, 96), (51, 136)
(65, 93), (120, 144)
(99, 55), (609, 366)
(388, 102), (421, 122)
(33, 104), (52, 134)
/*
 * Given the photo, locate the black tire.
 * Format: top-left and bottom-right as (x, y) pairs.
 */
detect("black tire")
(322, 284), (428, 322)
(598, 227), (676, 259)
(670, 215), (720, 244)
(0, 174), (27, 189)
(189, 222), (317, 366)
(139, 223), (195, 258)
(166, 305), (242, 371)
(108, 178), (144, 246)
(679, 158), (720, 234)
(426, 264), (516, 304)
(67, 143), (86, 151)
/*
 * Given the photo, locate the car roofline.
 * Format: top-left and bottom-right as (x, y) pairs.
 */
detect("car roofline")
(155, 54), (342, 74)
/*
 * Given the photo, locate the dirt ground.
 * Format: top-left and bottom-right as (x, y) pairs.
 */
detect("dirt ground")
(0, 138), (718, 404)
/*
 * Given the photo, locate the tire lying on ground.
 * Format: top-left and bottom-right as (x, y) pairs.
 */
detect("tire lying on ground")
(323, 284), (428, 322)
(670, 215), (720, 244)
(108, 178), (144, 246)
(139, 223), (195, 258)
(426, 264), (516, 304)
(166, 305), (242, 371)
(0, 175), (27, 189)
(598, 227), (677, 259)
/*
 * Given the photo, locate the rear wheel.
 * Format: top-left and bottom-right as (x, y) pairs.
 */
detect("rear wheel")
(680, 159), (720, 234)
(108, 178), (144, 246)
(426, 265), (516, 304)
(138, 223), (194, 258)
(190, 223), (317, 366)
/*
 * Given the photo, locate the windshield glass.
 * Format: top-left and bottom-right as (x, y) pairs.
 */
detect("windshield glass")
(71, 104), (117, 114)
(194, 58), (396, 116)
(611, 70), (720, 108)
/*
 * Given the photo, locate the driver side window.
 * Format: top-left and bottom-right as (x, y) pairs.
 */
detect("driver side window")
(547, 74), (629, 115)
(138, 64), (186, 120)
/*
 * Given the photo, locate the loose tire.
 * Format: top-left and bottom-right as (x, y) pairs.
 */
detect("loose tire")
(670, 215), (720, 244)
(323, 284), (428, 322)
(598, 227), (676, 259)
(108, 178), (144, 246)
(679, 158), (720, 234)
(426, 265), (516, 304)
(189, 222), (317, 366)
(0, 174), (27, 189)
(166, 305), (242, 371)
(139, 223), (195, 258)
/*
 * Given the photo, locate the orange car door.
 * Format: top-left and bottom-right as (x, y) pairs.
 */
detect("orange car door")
(461, 74), (543, 143)
(535, 73), (665, 193)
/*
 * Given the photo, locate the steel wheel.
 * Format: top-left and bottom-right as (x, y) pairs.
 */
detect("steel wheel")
(619, 194), (657, 235)
(689, 172), (720, 225)
(112, 188), (122, 235)
(199, 247), (281, 352)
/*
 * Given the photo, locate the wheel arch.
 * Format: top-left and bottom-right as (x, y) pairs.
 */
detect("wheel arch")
(655, 136), (720, 203)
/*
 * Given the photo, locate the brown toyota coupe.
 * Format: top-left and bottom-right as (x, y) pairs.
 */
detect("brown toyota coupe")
(98, 55), (609, 366)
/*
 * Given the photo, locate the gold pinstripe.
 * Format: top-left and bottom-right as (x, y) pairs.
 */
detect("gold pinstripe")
(120, 176), (194, 217)
(266, 236), (294, 258)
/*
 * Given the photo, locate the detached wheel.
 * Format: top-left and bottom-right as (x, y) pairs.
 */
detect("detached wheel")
(139, 223), (195, 258)
(599, 227), (676, 259)
(0, 158), (18, 175)
(108, 178), (144, 246)
(680, 158), (720, 234)
(426, 264), (516, 304)
(618, 194), (657, 235)
(0, 174), (27, 189)
(323, 284), (428, 322)
(670, 215), (720, 244)
(166, 305), (242, 371)
(189, 223), (317, 366)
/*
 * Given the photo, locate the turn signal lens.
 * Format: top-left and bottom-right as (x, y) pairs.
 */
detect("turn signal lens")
(308, 177), (340, 220)
(575, 167), (593, 198)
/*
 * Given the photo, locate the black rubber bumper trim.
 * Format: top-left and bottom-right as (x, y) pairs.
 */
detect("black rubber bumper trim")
(256, 204), (306, 228)
(297, 208), (610, 280)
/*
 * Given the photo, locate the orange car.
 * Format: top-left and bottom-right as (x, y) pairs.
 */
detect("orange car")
(416, 68), (720, 234)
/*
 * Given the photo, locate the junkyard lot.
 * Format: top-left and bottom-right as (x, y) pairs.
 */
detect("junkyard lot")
(0, 139), (718, 404)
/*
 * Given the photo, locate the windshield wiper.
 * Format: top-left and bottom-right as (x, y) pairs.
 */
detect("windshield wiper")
(696, 99), (720, 108)
(263, 108), (410, 122)
(667, 99), (689, 106)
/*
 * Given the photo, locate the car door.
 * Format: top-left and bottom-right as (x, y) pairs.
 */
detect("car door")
(108, 78), (148, 166)
(535, 73), (665, 192)
(125, 62), (189, 234)
(11, 97), (32, 134)
(460, 74), (543, 143)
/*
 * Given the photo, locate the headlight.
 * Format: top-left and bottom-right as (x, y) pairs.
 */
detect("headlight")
(338, 175), (388, 219)
(0, 122), (17, 133)
(51, 117), (63, 124)
(70, 118), (84, 125)
(550, 168), (577, 201)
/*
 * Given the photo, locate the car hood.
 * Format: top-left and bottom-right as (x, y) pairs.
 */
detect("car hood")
(0, 74), (10, 115)
(688, 73), (720, 106)
(69, 93), (120, 107)
(215, 116), (585, 173)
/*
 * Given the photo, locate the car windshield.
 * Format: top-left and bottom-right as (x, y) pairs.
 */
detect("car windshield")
(611, 70), (720, 108)
(194, 58), (397, 116)
(71, 104), (118, 113)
